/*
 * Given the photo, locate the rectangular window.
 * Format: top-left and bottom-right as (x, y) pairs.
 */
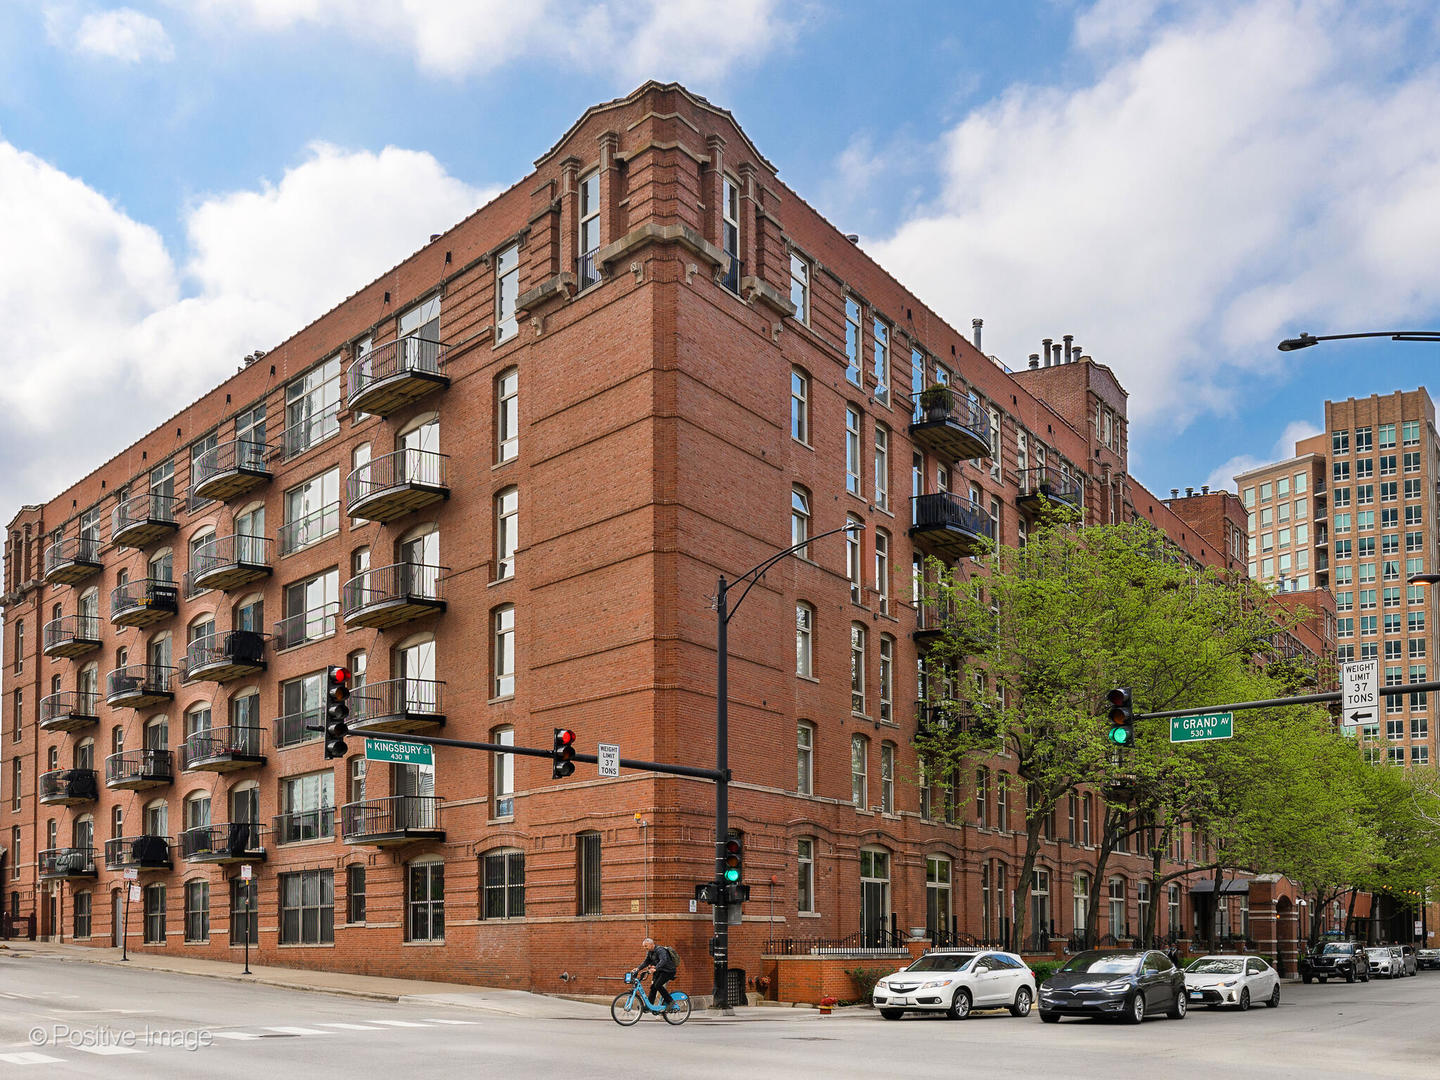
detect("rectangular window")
(73, 891), (92, 939)
(1404, 451), (1422, 473)
(577, 832), (602, 916)
(797, 838), (814, 913)
(278, 770), (334, 843)
(496, 368), (519, 463)
(492, 726), (514, 818)
(878, 634), (893, 722)
(844, 297), (862, 385)
(279, 869), (334, 945)
(409, 861), (445, 940)
(1379, 423), (1397, 449)
(577, 173), (600, 290)
(346, 864), (366, 924)
(796, 722), (813, 795)
(283, 356), (341, 458)
(872, 317), (890, 404)
(280, 569), (338, 649)
(277, 671), (323, 747)
(874, 425), (889, 511)
(495, 243), (520, 342)
(230, 879), (258, 944)
(143, 884), (166, 944)
(1334, 461), (1350, 482)
(495, 487), (518, 580)
(846, 517), (863, 604)
(795, 603), (813, 678)
(1380, 454), (1397, 476)
(850, 624), (866, 714)
(880, 743), (894, 814)
(790, 369), (809, 444)
(845, 405), (862, 495)
(721, 175), (740, 293)
(281, 468), (340, 554)
(492, 605), (515, 698)
(850, 735), (868, 807)
(1333, 430), (1350, 455)
(874, 530), (890, 617)
(482, 851), (523, 920)
(184, 880), (209, 943)
(789, 253), (810, 325)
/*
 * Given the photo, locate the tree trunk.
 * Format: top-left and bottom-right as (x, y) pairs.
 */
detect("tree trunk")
(1145, 842), (1165, 948)
(1207, 863), (1224, 945)
(1345, 887), (1360, 942)
(1308, 889), (1326, 949)
(1011, 813), (1045, 952)
(1085, 805), (1123, 945)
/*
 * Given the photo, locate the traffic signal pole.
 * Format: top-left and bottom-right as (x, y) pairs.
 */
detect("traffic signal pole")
(713, 574), (731, 1013)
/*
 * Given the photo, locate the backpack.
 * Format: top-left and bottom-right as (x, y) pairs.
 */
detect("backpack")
(659, 945), (680, 972)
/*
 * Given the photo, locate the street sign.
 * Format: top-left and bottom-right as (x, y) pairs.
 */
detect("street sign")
(598, 743), (620, 778)
(123, 867), (138, 881)
(1170, 712), (1234, 743)
(364, 737), (435, 766)
(689, 899), (698, 913)
(240, 864), (253, 881)
(128, 885), (141, 902)
(1342, 659), (1379, 726)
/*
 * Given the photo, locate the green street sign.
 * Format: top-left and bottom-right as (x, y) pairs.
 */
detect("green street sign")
(1170, 712), (1234, 743)
(363, 737), (434, 766)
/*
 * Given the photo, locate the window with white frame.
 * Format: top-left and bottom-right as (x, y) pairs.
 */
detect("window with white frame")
(789, 253), (810, 325)
(578, 172), (601, 289)
(720, 175), (740, 291)
(284, 356), (341, 458)
(874, 424), (889, 511)
(872, 317), (890, 404)
(281, 468), (340, 554)
(797, 721), (813, 795)
(492, 725), (514, 818)
(791, 368), (809, 444)
(408, 859), (445, 940)
(851, 623), (867, 714)
(846, 405), (862, 495)
(879, 633), (893, 722)
(482, 849), (524, 919)
(492, 604), (515, 698)
(495, 245), (520, 343)
(846, 516), (863, 603)
(496, 368), (519, 462)
(851, 733), (869, 807)
(795, 602), (813, 678)
(844, 297), (862, 384)
(792, 486), (811, 557)
(880, 741), (895, 813)
(495, 487), (518, 580)
(874, 529), (890, 615)
(797, 837), (815, 912)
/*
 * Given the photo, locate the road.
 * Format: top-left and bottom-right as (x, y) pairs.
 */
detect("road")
(2, 951), (1438, 1079)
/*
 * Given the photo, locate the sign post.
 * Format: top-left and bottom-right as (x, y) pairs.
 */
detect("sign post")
(1169, 712), (1234, 743)
(240, 864), (254, 975)
(1342, 659), (1379, 727)
(597, 743), (620, 778)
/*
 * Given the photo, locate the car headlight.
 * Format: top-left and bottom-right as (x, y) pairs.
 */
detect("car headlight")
(1100, 981), (1130, 993)
(875, 979), (889, 990)
(919, 979), (953, 989)
(1219, 979), (1238, 987)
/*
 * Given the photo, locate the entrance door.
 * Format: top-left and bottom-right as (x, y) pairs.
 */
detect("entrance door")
(112, 890), (122, 947)
(860, 848), (890, 947)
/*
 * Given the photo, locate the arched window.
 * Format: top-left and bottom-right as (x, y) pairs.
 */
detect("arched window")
(46, 746), (59, 771)
(78, 587), (99, 624)
(74, 738), (94, 772)
(143, 715), (169, 750)
(184, 791), (211, 832)
(72, 814), (93, 853)
(229, 781), (260, 826)
(78, 662), (98, 702)
(859, 846), (890, 947)
(494, 487), (518, 581)
(143, 797), (168, 838)
(791, 485), (811, 556)
(397, 412), (440, 459)
(1031, 867), (1052, 942)
(797, 837), (815, 913)
(926, 855), (951, 940)
(398, 521), (439, 572)
(795, 602), (813, 678)
(234, 592), (263, 633)
(148, 547), (173, 584)
(110, 724), (124, 758)
(146, 631), (171, 671)
(790, 367), (810, 444)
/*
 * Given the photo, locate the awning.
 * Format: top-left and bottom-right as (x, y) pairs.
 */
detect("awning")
(1189, 879), (1250, 895)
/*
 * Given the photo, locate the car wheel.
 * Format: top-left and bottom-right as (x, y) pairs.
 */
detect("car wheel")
(1167, 991), (1187, 1020)
(1040, 1011), (1060, 1024)
(1127, 993), (1146, 1024)
(1302, 975), (1313, 985)
(1319, 977), (1328, 983)
(946, 988), (972, 1021)
(879, 1008), (905, 1021)
(1009, 987), (1033, 1018)
(1238, 988), (1250, 1012)
(1345, 971), (1355, 984)
(1267, 983), (1281, 1009)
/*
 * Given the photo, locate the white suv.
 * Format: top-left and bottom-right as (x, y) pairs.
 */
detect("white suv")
(873, 949), (1037, 1020)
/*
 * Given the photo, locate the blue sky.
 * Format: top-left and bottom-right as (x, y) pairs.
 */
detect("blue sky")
(2, 0), (1440, 513)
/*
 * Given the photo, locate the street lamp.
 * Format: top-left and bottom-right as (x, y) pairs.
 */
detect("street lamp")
(1277, 330), (1440, 352)
(709, 520), (864, 1011)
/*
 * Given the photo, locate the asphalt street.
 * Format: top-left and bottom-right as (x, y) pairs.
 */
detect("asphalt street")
(2, 951), (1438, 1079)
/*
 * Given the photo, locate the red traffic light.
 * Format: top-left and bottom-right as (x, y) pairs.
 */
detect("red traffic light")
(329, 666), (350, 684)
(1106, 687), (1128, 707)
(557, 729), (575, 746)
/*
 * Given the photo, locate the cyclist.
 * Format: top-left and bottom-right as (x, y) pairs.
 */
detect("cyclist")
(633, 937), (679, 1011)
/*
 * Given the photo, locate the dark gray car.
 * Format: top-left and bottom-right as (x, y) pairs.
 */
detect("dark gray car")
(1038, 949), (1187, 1024)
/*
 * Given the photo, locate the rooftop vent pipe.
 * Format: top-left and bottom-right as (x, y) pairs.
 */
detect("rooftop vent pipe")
(972, 319), (983, 351)
(1042, 338), (1053, 366)
(1063, 334), (1074, 363)
(1028, 354), (1041, 369)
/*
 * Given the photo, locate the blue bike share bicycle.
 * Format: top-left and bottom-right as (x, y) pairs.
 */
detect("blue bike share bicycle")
(611, 970), (692, 1025)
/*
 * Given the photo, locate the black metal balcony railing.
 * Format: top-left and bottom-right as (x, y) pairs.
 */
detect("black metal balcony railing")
(182, 630), (266, 682)
(273, 602), (339, 650)
(42, 614), (102, 658)
(179, 725), (265, 771)
(341, 562), (446, 629)
(39, 768), (100, 806)
(39, 690), (100, 732)
(110, 492), (179, 548)
(281, 403), (341, 460)
(273, 708), (322, 749)
(345, 448), (450, 523)
(104, 835), (172, 871)
(721, 253), (742, 295)
(350, 677), (445, 733)
(272, 807), (337, 845)
(39, 846), (98, 879)
(1017, 466), (1084, 513)
(180, 823), (267, 862)
(908, 386), (993, 462)
(346, 336), (449, 417)
(190, 534), (272, 591)
(104, 748), (174, 789)
(578, 249), (600, 291)
(340, 795), (443, 844)
(277, 502), (340, 555)
(105, 664), (177, 708)
(110, 577), (179, 627)
(43, 535), (102, 584)
(909, 492), (995, 559)
(190, 437), (271, 502)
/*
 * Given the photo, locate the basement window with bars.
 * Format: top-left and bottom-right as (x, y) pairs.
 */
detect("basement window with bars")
(482, 849), (524, 920)
(577, 832), (602, 916)
(346, 864), (366, 924)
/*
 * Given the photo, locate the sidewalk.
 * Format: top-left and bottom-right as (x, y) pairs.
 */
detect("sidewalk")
(0, 940), (831, 1022)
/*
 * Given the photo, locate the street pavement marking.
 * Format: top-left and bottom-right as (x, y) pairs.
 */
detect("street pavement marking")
(422, 1019), (478, 1025)
(73, 1045), (144, 1056)
(211, 1031), (264, 1040)
(369, 1020), (434, 1027)
(265, 1026), (334, 1035)
(319, 1022), (384, 1031)
(0, 1052), (65, 1065)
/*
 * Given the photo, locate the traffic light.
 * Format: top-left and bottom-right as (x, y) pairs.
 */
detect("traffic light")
(552, 728), (576, 779)
(1106, 687), (1134, 747)
(722, 834), (743, 884)
(324, 665), (351, 759)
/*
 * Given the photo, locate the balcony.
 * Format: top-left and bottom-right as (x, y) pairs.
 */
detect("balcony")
(110, 577), (179, 628)
(913, 600), (955, 648)
(42, 614), (102, 659)
(345, 448), (449, 524)
(39, 690), (100, 733)
(182, 630), (266, 683)
(349, 677), (445, 734)
(281, 404), (340, 461)
(1314, 528), (1329, 549)
(1016, 467), (1084, 516)
(909, 492), (994, 560)
(105, 664), (176, 709)
(179, 823), (267, 864)
(341, 563), (446, 630)
(908, 387), (993, 462)
(39, 847), (98, 881)
(104, 835), (172, 871)
(277, 503), (339, 556)
(43, 536), (102, 586)
(346, 335), (449, 417)
(105, 748), (174, 790)
(273, 602), (338, 651)
(272, 807), (336, 846)
(110, 492), (179, 548)
(273, 708), (321, 749)
(340, 796), (444, 847)
(578, 249), (600, 291)
(190, 437), (271, 502)
(189, 534), (272, 592)
(38, 768), (100, 807)
(179, 725), (266, 772)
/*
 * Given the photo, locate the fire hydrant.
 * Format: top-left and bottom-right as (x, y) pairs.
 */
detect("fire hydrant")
(818, 996), (838, 1015)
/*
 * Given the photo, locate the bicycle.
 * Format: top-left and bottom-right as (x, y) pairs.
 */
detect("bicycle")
(611, 970), (692, 1026)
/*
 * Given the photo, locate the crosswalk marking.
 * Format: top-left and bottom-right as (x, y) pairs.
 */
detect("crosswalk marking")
(319, 1022), (384, 1031)
(0, 1052), (65, 1065)
(264, 1026), (334, 1036)
(422, 1018), (477, 1025)
(211, 1031), (263, 1041)
(73, 1045), (143, 1056)
(369, 1020), (433, 1028)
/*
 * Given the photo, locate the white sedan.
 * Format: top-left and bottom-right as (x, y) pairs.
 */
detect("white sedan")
(1366, 947), (1397, 977)
(1183, 954), (1281, 1010)
(873, 949), (1037, 1020)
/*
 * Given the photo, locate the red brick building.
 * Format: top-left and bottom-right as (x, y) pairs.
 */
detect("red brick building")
(0, 83), (1336, 996)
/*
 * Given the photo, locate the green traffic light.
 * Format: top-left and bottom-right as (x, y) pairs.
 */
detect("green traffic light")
(725, 869), (740, 882)
(1109, 727), (1131, 745)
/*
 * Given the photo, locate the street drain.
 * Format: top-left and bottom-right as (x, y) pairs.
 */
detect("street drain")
(782, 1036), (838, 1042)
(258, 1033), (300, 1038)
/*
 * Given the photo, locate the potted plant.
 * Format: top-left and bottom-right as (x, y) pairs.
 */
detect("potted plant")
(919, 384), (953, 421)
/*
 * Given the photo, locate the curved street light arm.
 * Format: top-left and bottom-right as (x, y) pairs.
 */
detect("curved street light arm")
(723, 521), (866, 624)
(1277, 330), (1440, 352)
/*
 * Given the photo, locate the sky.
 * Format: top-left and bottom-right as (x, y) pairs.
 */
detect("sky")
(3, 0), (1440, 515)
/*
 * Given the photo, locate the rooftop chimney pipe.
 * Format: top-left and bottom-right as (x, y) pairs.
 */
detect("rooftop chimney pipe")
(972, 318), (983, 351)
(1063, 334), (1074, 363)
(1185, 487), (1195, 497)
(1171, 488), (1180, 498)
(1052, 344), (1063, 367)
(1028, 354), (1040, 370)
(1042, 338), (1053, 367)
(1201, 485), (1210, 494)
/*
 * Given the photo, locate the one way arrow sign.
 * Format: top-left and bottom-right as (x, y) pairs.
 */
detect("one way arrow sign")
(1342, 659), (1378, 727)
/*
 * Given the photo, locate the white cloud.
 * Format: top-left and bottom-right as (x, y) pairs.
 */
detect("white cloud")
(0, 138), (491, 507)
(865, 1), (1440, 435)
(178, 0), (797, 83)
(1203, 417), (1322, 492)
(49, 6), (176, 63)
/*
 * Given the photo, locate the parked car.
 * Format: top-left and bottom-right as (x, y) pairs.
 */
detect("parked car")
(1182, 954), (1281, 1010)
(872, 949), (1036, 1020)
(1394, 945), (1418, 977)
(1038, 949), (1187, 1024)
(1365, 947), (1397, 978)
(1417, 948), (1440, 971)
(1299, 942), (1370, 984)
